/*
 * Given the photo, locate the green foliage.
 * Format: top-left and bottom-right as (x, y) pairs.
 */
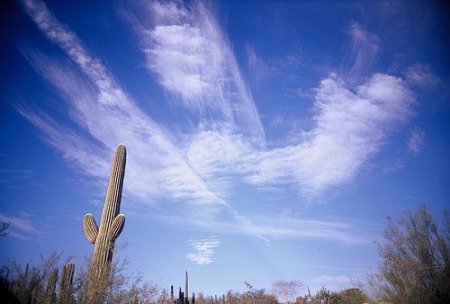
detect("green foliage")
(0, 251), (159, 304)
(241, 282), (278, 304)
(332, 288), (370, 304)
(1, 251), (376, 304)
(193, 282), (278, 304)
(370, 205), (450, 304)
(303, 287), (370, 304)
(0, 252), (69, 303)
(304, 287), (332, 304)
(72, 251), (159, 304)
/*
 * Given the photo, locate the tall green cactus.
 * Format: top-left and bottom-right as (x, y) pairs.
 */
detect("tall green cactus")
(83, 144), (127, 303)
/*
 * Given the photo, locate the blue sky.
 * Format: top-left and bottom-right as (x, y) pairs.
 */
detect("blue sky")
(1, 0), (449, 298)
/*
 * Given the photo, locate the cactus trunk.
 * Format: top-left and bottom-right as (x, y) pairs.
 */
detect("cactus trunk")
(83, 144), (127, 303)
(58, 263), (75, 304)
(185, 271), (189, 304)
(45, 268), (58, 304)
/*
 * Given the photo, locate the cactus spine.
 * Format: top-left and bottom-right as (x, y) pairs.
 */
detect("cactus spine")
(83, 144), (127, 303)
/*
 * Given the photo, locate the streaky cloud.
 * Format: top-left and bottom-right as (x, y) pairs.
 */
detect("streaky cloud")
(248, 73), (415, 197)
(18, 0), (417, 241)
(186, 237), (220, 265)
(184, 126), (258, 198)
(246, 44), (269, 87)
(180, 212), (376, 244)
(19, 0), (225, 208)
(346, 22), (380, 83)
(407, 127), (425, 155)
(0, 212), (41, 240)
(405, 63), (442, 87)
(131, 1), (266, 146)
(14, 102), (110, 179)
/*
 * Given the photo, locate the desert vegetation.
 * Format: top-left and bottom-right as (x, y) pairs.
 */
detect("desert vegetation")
(1, 145), (448, 303)
(1, 204), (449, 303)
(0, 256), (367, 304)
(0, 251), (158, 303)
(367, 205), (450, 304)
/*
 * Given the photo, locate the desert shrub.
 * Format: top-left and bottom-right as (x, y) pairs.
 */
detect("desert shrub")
(369, 205), (450, 304)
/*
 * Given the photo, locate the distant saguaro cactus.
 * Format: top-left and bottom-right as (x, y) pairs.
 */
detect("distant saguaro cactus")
(83, 144), (127, 303)
(45, 268), (58, 304)
(58, 263), (75, 304)
(185, 271), (189, 304)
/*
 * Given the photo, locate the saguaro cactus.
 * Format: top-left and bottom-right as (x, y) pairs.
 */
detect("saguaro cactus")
(185, 271), (189, 304)
(58, 263), (75, 304)
(82, 144), (127, 302)
(45, 268), (58, 304)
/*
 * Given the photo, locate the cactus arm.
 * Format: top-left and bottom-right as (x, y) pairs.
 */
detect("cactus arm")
(108, 214), (125, 241)
(83, 213), (99, 244)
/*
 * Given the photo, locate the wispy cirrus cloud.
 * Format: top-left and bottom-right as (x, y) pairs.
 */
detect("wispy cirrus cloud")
(132, 1), (266, 146)
(407, 127), (425, 155)
(246, 44), (270, 87)
(248, 73), (415, 197)
(18, 0), (417, 238)
(247, 216), (373, 244)
(311, 275), (355, 292)
(0, 212), (40, 240)
(346, 22), (380, 82)
(19, 0), (225, 209)
(186, 237), (220, 265)
(405, 63), (441, 87)
(190, 212), (377, 244)
(14, 101), (110, 179)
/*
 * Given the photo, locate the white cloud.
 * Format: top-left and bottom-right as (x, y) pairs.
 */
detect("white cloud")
(18, 0), (417, 233)
(246, 44), (269, 87)
(177, 210), (377, 245)
(347, 22), (380, 81)
(310, 275), (354, 292)
(14, 102), (110, 179)
(20, 0), (225, 208)
(135, 1), (266, 146)
(184, 126), (258, 199)
(407, 128), (425, 155)
(237, 216), (374, 244)
(186, 237), (220, 265)
(405, 63), (441, 87)
(248, 73), (415, 197)
(0, 212), (40, 240)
